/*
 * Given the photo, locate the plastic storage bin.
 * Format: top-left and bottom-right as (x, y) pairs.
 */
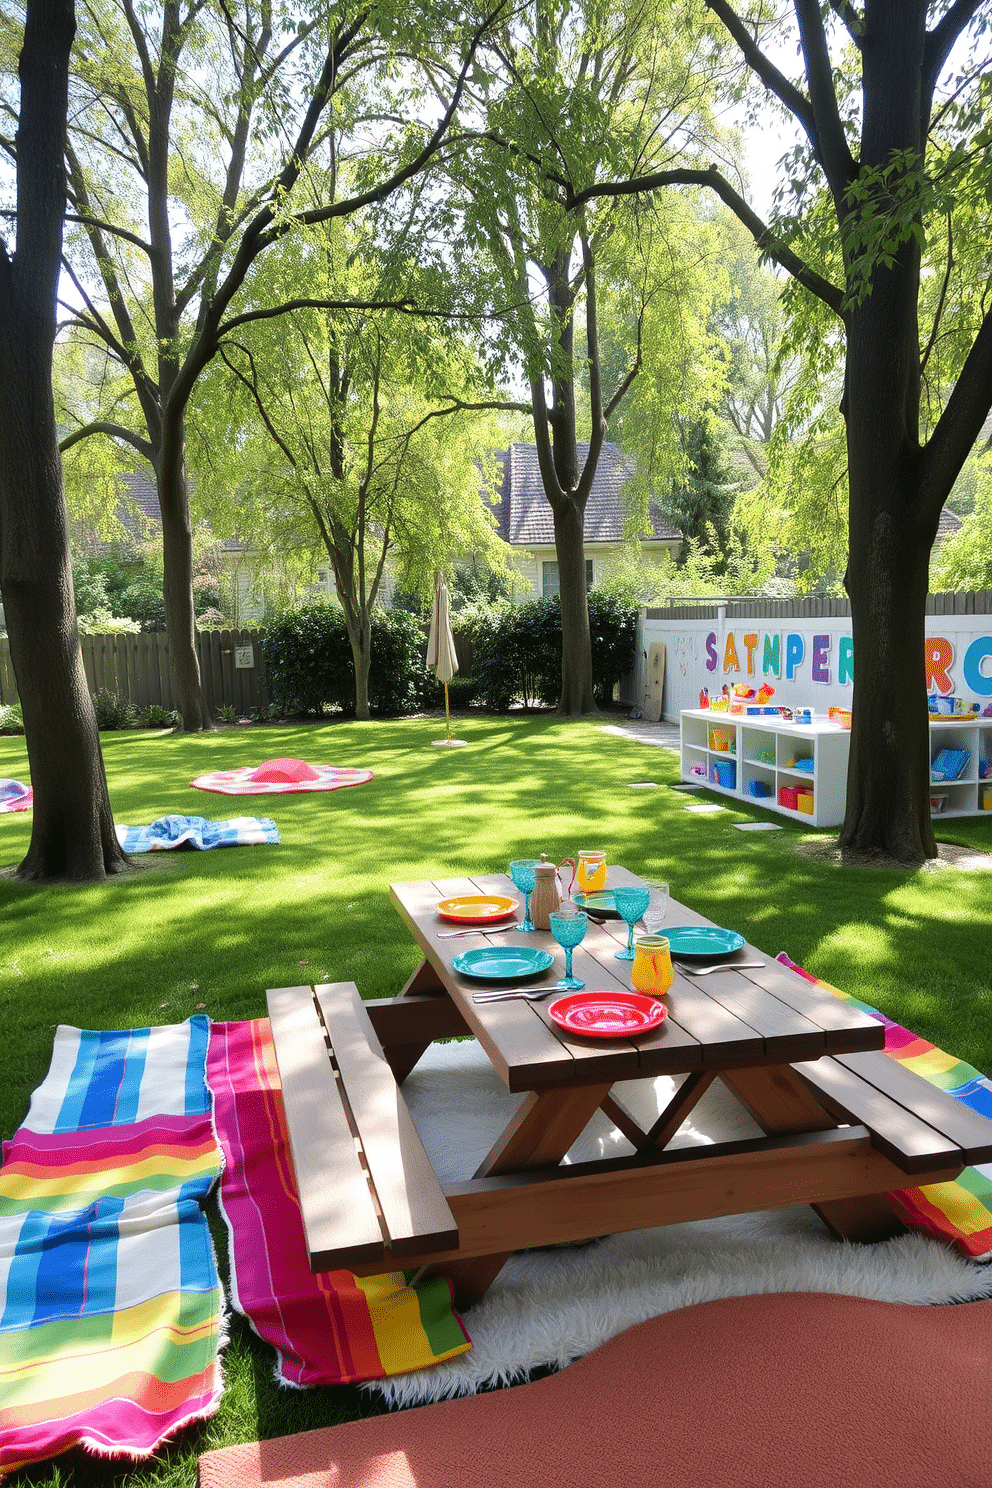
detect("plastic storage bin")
(747, 780), (771, 798)
(796, 787), (815, 815)
(712, 760), (737, 788)
(778, 785), (799, 810)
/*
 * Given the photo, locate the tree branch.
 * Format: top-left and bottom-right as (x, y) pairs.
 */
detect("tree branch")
(704, 0), (817, 137)
(919, 306), (992, 521)
(59, 420), (155, 463)
(566, 164), (845, 314)
(924, 0), (985, 104)
(793, 0), (857, 198)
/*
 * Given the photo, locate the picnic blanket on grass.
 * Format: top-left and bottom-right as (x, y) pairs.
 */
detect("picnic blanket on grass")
(206, 1018), (471, 1386)
(115, 814), (280, 853)
(0, 779), (31, 813)
(191, 758), (373, 795)
(0, 1018), (224, 1477)
(778, 953), (992, 1260)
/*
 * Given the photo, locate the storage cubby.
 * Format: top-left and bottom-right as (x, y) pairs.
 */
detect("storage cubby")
(681, 709), (992, 824)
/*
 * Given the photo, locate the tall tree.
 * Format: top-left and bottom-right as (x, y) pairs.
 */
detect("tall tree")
(0, 0), (127, 880)
(443, 0), (727, 713)
(199, 237), (506, 716)
(566, 1), (992, 863)
(57, 0), (490, 728)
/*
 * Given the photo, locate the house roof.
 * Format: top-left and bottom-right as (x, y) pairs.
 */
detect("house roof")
(494, 443), (681, 547)
(936, 507), (963, 539)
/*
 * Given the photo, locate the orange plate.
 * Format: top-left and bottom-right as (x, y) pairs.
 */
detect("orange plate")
(436, 895), (518, 925)
(549, 991), (668, 1040)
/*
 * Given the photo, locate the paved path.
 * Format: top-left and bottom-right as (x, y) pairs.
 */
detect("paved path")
(596, 718), (681, 754)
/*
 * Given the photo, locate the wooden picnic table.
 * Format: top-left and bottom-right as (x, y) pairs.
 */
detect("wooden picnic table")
(267, 869), (992, 1309)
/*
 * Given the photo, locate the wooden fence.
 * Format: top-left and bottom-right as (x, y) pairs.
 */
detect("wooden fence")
(0, 629), (271, 715)
(646, 590), (992, 621)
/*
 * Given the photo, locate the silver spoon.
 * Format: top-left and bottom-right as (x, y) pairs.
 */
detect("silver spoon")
(471, 986), (556, 1003)
(676, 960), (764, 976)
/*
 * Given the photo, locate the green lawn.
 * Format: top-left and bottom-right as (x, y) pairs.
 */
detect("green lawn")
(2, 714), (991, 1487)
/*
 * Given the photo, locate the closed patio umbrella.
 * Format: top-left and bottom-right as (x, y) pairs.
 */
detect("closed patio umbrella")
(427, 571), (466, 747)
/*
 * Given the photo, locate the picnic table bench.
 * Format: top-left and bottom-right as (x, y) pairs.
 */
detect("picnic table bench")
(267, 874), (992, 1306)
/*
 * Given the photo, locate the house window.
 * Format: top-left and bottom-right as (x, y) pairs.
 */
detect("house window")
(542, 559), (593, 597)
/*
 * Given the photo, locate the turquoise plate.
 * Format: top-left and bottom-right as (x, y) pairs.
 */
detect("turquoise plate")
(451, 946), (555, 981)
(666, 926), (747, 960)
(572, 890), (621, 919)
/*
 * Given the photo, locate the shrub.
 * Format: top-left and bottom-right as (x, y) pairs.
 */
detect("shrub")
(470, 592), (638, 710)
(0, 702), (25, 734)
(136, 703), (178, 728)
(262, 602), (431, 717)
(445, 674), (477, 707)
(214, 704), (237, 723)
(92, 688), (135, 730)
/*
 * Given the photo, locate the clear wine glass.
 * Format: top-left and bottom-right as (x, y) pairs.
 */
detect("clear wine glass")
(509, 858), (541, 932)
(549, 910), (588, 989)
(641, 879), (670, 933)
(612, 885), (651, 961)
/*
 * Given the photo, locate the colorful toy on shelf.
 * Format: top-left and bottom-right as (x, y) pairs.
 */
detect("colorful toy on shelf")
(756, 684), (775, 704)
(930, 747), (971, 782)
(828, 706), (852, 729)
(698, 688), (710, 708)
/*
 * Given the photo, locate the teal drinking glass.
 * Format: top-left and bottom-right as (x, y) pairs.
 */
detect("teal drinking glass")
(509, 858), (541, 932)
(549, 909), (588, 989)
(613, 885), (651, 961)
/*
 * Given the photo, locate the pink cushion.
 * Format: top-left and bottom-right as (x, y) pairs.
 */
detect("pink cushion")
(248, 758), (321, 784)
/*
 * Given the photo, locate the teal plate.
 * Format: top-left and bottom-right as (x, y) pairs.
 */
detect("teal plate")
(666, 926), (747, 960)
(451, 946), (555, 981)
(572, 890), (621, 919)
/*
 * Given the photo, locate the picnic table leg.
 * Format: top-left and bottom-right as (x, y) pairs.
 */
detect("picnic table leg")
(386, 958), (451, 1083)
(721, 1064), (907, 1243)
(422, 1083), (615, 1309)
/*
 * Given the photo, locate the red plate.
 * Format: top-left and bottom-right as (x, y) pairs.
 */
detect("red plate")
(549, 991), (668, 1039)
(436, 895), (518, 925)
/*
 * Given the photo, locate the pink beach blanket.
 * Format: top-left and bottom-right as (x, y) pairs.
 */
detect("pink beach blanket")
(206, 1019), (471, 1386)
(191, 758), (373, 795)
(0, 779), (32, 813)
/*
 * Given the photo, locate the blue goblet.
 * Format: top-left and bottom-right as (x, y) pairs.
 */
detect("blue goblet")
(613, 885), (651, 961)
(509, 858), (541, 932)
(549, 909), (588, 989)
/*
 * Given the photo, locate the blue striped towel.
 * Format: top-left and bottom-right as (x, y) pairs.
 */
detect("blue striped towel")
(115, 814), (280, 852)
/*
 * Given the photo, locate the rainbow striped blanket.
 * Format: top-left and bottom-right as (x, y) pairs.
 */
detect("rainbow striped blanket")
(778, 955), (992, 1259)
(0, 1019), (224, 1477)
(207, 1019), (472, 1386)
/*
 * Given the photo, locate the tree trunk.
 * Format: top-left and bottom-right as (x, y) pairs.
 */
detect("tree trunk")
(158, 408), (211, 730)
(552, 495), (596, 715)
(0, 0), (127, 882)
(837, 2), (934, 863)
(346, 615), (372, 721)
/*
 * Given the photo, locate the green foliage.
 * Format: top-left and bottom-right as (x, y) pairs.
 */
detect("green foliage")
(471, 593), (637, 710)
(262, 602), (431, 717)
(0, 702), (24, 735)
(91, 688), (135, 730)
(213, 704), (238, 723)
(668, 415), (741, 565)
(930, 457), (992, 593)
(136, 703), (178, 728)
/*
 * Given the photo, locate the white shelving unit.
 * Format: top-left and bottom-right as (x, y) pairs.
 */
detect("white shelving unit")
(929, 717), (992, 818)
(681, 708), (992, 825)
(680, 709), (851, 827)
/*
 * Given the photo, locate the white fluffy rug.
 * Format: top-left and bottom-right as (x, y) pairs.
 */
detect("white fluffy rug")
(366, 1039), (992, 1408)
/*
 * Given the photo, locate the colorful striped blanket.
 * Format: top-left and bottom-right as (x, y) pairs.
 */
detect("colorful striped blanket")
(778, 954), (992, 1259)
(115, 815), (280, 853)
(0, 1018), (224, 1477)
(206, 1019), (472, 1386)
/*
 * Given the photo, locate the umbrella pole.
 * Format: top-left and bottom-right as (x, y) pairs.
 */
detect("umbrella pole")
(444, 680), (452, 741)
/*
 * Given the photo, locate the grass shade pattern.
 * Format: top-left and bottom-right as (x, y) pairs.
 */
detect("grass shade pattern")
(0, 716), (991, 1487)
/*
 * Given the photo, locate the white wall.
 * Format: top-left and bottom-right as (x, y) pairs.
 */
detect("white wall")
(634, 609), (992, 720)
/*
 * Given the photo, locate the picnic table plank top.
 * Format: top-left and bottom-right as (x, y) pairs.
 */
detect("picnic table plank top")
(389, 872), (883, 1093)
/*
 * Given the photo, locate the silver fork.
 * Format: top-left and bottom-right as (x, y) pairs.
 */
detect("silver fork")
(676, 960), (764, 976)
(437, 924), (520, 939)
(471, 986), (556, 1003)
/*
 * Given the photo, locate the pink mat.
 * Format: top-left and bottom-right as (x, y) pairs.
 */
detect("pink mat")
(198, 1291), (992, 1488)
(0, 779), (32, 813)
(191, 759), (372, 795)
